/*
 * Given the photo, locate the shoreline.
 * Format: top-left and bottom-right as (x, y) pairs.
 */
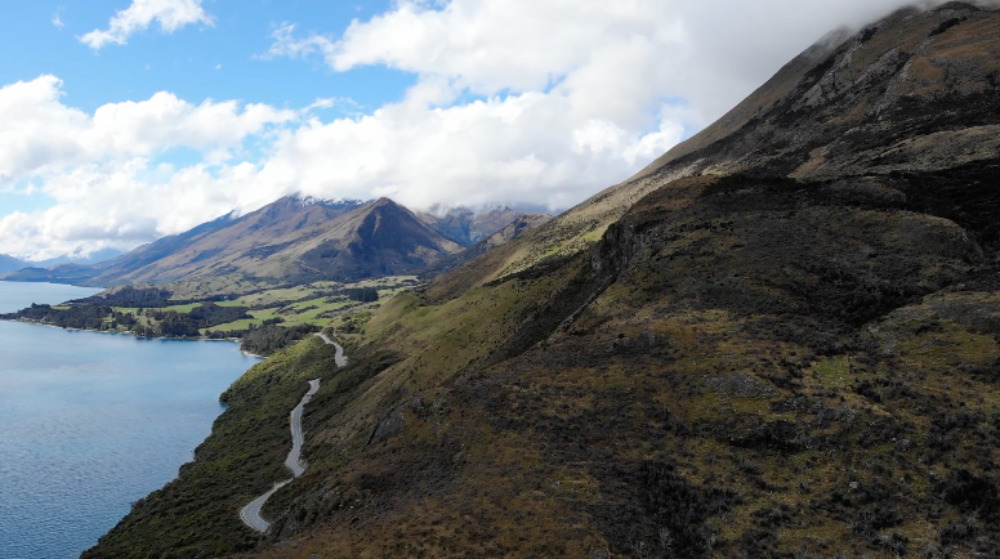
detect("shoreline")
(0, 317), (262, 354)
(1, 304), (257, 559)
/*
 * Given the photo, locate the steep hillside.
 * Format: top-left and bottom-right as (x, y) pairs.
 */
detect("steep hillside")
(415, 35), (846, 292)
(85, 4), (1000, 559)
(427, 0), (1000, 295)
(640, 2), (1000, 182)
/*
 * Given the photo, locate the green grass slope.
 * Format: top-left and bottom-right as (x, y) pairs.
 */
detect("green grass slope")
(229, 170), (1000, 559)
(81, 336), (342, 558)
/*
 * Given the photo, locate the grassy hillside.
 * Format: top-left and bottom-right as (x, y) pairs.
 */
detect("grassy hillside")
(217, 171), (1000, 559)
(82, 5), (1000, 558)
(90, 173), (1000, 557)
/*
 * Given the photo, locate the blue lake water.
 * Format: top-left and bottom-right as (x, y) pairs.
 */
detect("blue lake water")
(0, 281), (261, 558)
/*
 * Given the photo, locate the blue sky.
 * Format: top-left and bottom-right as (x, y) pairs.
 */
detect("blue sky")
(0, 1), (408, 112)
(0, 0), (930, 261)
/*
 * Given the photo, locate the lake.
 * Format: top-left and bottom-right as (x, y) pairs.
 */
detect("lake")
(0, 281), (261, 558)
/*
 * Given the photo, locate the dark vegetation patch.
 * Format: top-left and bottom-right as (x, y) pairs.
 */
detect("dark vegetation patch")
(618, 172), (973, 327)
(595, 461), (734, 559)
(144, 303), (252, 337)
(896, 162), (1000, 251)
(191, 247), (225, 263)
(70, 286), (175, 307)
(860, 25), (880, 44)
(939, 469), (1000, 520)
(1, 303), (112, 330)
(720, 417), (805, 452)
(930, 17), (965, 36)
(341, 286), (380, 302)
(239, 323), (322, 355)
(70, 285), (238, 307)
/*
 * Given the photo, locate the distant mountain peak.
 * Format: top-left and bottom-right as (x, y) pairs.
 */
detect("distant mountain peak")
(417, 204), (539, 247)
(289, 195), (365, 210)
(3, 194), (462, 288)
(369, 197), (400, 208)
(423, 203), (519, 220)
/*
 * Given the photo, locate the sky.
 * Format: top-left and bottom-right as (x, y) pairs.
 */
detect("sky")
(0, 0), (953, 261)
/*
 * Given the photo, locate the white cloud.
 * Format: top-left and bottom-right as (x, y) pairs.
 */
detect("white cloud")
(0, 76), (295, 182)
(257, 91), (675, 212)
(80, 0), (214, 50)
(251, 0), (937, 209)
(266, 0), (933, 119)
(266, 3), (690, 103)
(52, 8), (65, 29)
(0, 77), (297, 260)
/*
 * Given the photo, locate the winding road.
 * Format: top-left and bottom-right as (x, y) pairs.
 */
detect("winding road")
(239, 479), (291, 532)
(284, 379), (320, 476)
(239, 332), (347, 533)
(316, 332), (349, 368)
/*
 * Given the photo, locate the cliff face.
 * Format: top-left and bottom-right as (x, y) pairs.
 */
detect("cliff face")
(86, 4), (1000, 559)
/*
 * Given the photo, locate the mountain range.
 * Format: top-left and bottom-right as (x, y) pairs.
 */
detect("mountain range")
(2, 198), (544, 293)
(83, 3), (1000, 558)
(0, 248), (124, 275)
